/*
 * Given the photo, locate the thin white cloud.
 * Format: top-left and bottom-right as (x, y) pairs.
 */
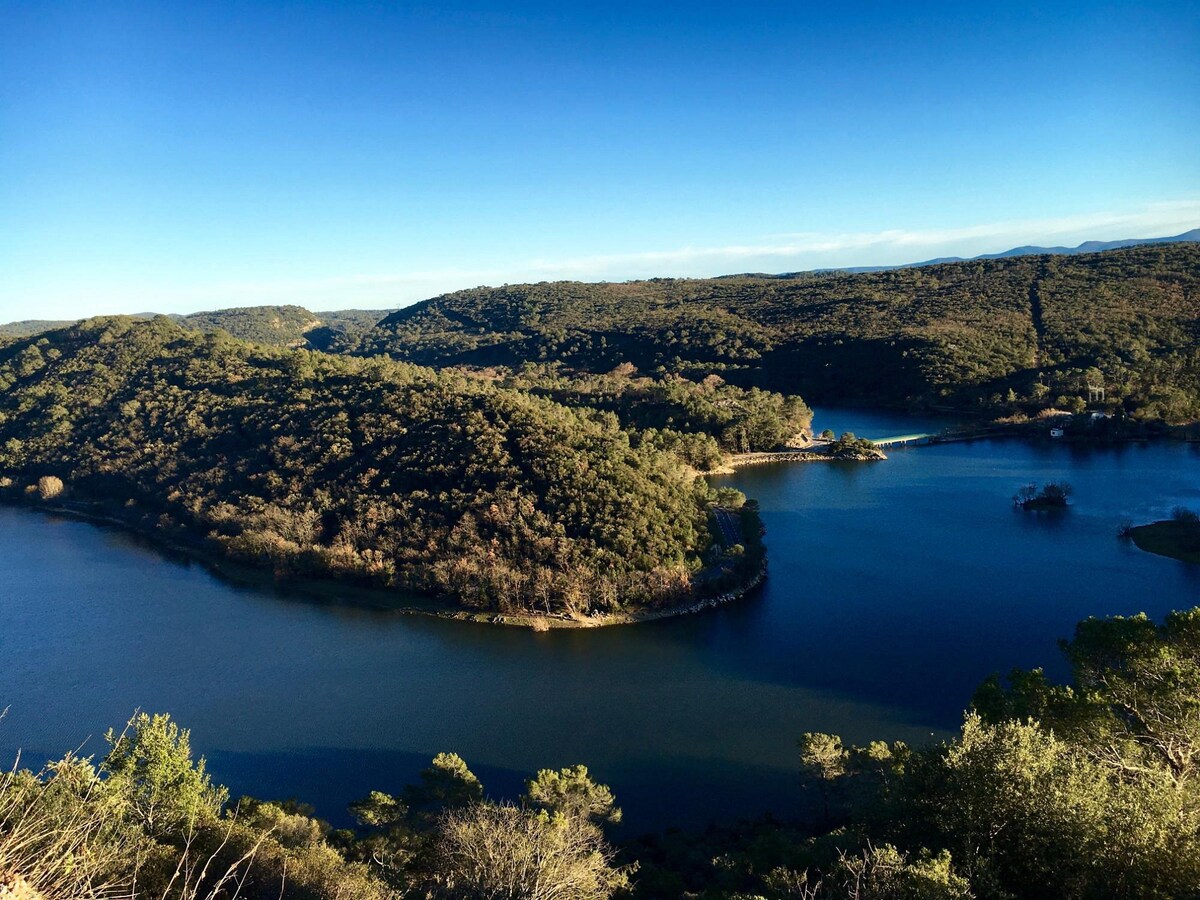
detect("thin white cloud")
(8, 200), (1199, 317)
(527, 200), (1200, 276)
(324, 200), (1199, 291)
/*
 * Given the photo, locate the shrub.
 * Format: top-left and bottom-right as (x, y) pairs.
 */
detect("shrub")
(36, 475), (64, 500)
(1171, 506), (1200, 525)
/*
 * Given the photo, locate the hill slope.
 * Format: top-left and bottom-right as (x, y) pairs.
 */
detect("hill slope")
(0, 319), (76, 339)
(175, 305), (323, 346)
(351, 243), (1200, 420)
(0, 307), (394, 349)
(0, 317), (716, 615)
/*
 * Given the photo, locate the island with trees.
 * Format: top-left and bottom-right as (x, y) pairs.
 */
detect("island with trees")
(1012, 481), (1073, 511)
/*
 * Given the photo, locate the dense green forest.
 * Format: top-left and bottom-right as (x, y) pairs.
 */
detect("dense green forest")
(173, 305), (325, 348)
(7, 605), (1200, 899)
(177, 305), (394, 350)
(496, 364), (812, 468)
(347, 243), (1200, 421)
(0, 319), (76, 339)
(0, 316), (745, 616)
(0, 307), (393, 351)
(8, 245), (1195, 426)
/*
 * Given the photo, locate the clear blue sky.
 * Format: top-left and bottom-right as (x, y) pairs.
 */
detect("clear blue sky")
(2, 1), (1197, 318)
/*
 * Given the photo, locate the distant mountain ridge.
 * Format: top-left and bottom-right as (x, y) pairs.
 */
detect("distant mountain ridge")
(1, 230), (1196, 338)
(829, 228), (1200, 273)
(0, 306), (396, 347)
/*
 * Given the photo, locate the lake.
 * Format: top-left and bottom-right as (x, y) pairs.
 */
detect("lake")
(1, 408), (1197, 832)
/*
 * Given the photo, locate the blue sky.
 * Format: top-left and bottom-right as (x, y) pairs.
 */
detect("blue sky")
(2, 1), (1198, 319)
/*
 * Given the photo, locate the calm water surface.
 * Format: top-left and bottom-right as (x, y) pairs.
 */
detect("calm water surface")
(1, 408), (1197, 830)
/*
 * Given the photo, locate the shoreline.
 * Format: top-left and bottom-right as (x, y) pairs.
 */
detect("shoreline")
(12, 424), (1185, 628)
(1128, 520), (1200, 566)
(703, 446), (887, 474)
(5, 497), (770, 630)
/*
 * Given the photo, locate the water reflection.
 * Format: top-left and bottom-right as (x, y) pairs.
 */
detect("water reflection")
(0, 412), (1196, 832)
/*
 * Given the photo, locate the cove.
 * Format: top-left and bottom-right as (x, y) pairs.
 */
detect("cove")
(1, 408), (1197, 832)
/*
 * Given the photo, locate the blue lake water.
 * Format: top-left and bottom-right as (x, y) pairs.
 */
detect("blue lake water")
(1, 408), (1196, 831)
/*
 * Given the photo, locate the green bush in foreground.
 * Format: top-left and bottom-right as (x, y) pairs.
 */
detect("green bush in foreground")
(9, 607), (1200, 898)
(1, 716), (628, 900)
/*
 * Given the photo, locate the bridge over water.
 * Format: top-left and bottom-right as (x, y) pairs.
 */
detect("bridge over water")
(868, 433), (936, 447)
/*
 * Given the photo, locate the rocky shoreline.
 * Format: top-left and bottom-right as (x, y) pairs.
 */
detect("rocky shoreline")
(447, 560), (770, 630)
(705, 446), (887, 473)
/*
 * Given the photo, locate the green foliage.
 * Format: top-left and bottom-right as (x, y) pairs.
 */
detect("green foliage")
(826, 433), (882, 460)
(829, 844), (973, 900)
(524, 765), (621, 825)
(497, 366), (811, 455)
(102, 712), (227, 838)
(434, 801), (630, 899)
(0, 316), (715, 615)
(0, 320), (75, 339)
(714, 486), (746, 509)
(347, 244), (1200, 420)
(3, 721), (630, 900)
(977, 609), (1200, 789)
(176, 305), (392, 350)
(1, 712), (389, 900)
(346, 756), (629, 898)
(637, 606), (1200, 899)
(820, 607), (1200, 899)
(0, 307), (392, 351)
(12, 606), (1200, 897)
(407, 753), (485, 822)
(173, 305), (322, 346)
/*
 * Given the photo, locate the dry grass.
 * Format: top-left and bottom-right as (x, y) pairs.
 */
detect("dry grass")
(0, 750), (266, 900)
(0, 753), (132, 899)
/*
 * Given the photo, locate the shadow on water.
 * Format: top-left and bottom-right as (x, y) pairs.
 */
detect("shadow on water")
(1, 411), (1197, 831)
(204, 746), (815, 836)
(39, 508), (437, 621)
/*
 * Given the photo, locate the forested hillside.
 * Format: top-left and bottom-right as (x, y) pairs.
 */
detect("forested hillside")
(0, 306), (393, 350)
(0, 319), (75, 338)
(9, 246), (1196, 419)
(350, 243), (1200, 420)
(0, 317), (723, 615)
(177, 305), (392, 349)
(175, 304), (323, 347)
(495, 364), (812, 469)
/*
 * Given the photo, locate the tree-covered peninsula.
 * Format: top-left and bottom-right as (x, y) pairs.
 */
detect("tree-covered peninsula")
(0, 316), (764, 617)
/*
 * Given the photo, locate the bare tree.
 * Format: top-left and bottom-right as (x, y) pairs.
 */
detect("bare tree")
(434, 803), (629, 900)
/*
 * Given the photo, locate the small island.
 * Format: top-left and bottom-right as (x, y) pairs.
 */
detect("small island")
(1013, 481), (1073, 510)
(1126, 507), (1200, 565)
(823, 431), (887, 461)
